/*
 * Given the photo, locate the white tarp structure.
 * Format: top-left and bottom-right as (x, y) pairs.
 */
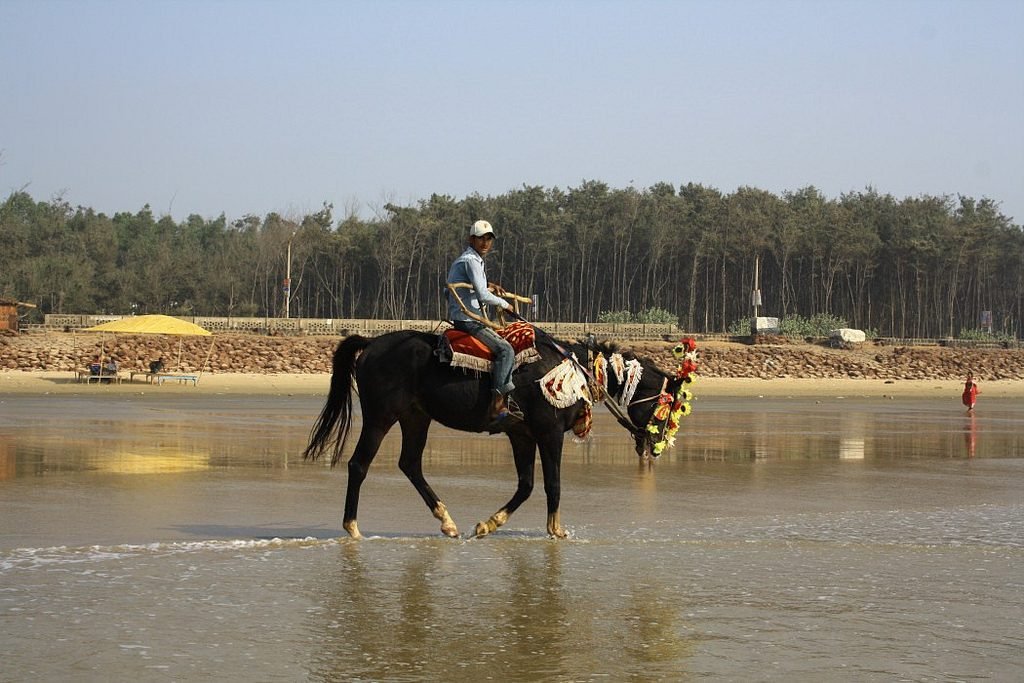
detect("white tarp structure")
(830, 328), (866, 344)
(753, 317), (780, 334)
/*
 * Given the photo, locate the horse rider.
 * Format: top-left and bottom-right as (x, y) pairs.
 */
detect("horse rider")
(446, 219), (523, 423)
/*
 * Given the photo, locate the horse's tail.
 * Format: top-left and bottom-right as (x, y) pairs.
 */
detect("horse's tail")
(303, 335), (373, 467)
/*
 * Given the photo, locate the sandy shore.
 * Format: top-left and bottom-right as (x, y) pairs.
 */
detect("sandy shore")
(0, 371), (332, 396)
(1, 369), (1020, 399)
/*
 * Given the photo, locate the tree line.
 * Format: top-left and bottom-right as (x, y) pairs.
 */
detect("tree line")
(1, 181), (1021, 339)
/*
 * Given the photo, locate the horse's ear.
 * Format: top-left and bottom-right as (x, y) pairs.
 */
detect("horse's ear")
(583, 333), (598, 351)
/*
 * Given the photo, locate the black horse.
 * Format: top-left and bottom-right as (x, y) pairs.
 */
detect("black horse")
(303, 329), (688, 539)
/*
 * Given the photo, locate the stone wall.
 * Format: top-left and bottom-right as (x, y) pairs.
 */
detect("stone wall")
(638, 342), (1024, 381)
(3, 330), (1024, 380)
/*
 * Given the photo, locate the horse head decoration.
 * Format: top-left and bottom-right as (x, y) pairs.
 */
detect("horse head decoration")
(588, 335), (699, 458)
(303, 310), (698, 539)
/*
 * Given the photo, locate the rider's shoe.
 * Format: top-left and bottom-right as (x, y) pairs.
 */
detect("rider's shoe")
(488, 393), (523, 427)
(487, 392), (506, 421)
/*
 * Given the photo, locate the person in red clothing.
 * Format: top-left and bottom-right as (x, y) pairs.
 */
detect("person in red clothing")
(961, 372), (980, 413)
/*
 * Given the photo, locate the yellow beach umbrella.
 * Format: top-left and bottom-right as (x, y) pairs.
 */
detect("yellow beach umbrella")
(84, 314), (211, 336)
(84, 315), (214, 377)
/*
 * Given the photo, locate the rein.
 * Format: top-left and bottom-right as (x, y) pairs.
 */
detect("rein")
(544, 334), (652, 435)
(588, 353), (669, 439)
(624, 378), (668, 406)
(511, 313), (697, 453)
(601, 390), (645, 436)
(525, 322), (647, 439)
(590, 342), (699, 457)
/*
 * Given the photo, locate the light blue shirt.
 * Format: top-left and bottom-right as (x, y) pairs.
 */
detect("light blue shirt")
(446, 246), (510, 322)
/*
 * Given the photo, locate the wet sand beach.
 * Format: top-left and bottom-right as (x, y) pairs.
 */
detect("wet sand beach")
(2, 369), (1022, 680)
(3, 368), (1023, 399)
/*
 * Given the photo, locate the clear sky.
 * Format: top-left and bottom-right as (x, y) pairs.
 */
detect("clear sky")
(2, 0), (1022, 225)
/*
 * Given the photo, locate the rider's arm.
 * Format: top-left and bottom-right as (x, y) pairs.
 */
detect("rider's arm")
(467, 258), (511, 310)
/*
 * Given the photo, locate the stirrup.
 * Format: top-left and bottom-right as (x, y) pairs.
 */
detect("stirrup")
(505, 396), (525, 421)
(488, 394), (523, 427)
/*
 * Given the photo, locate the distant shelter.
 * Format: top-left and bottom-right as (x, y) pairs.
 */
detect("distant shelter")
(0, 300), (36, 333)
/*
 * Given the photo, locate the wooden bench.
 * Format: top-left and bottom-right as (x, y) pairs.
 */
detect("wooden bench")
(153, 373), (199, 386)
(124, 370), (200, 386)
(76, 369), (124, 384)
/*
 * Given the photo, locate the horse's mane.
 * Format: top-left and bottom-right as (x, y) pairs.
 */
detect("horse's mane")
(574, 336), (675, 380)
(573, 336), (636, 361)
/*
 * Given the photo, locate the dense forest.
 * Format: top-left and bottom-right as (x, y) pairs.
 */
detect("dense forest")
(1, 182), (1021, 339)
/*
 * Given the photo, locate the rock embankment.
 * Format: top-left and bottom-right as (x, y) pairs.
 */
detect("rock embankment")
(1, 331), (1023, 381)
(0, 331), (339, 374)
(624, 340), (1024, 382)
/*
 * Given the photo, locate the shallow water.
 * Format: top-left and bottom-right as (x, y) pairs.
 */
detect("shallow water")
(1, 393), (1022, 681)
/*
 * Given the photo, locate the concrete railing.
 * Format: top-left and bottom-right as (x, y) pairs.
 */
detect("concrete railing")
(33, 314), (1019, 348)
(37, 314), (703, 341)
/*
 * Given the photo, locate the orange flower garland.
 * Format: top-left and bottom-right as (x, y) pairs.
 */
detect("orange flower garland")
(648, 337), (698, 456)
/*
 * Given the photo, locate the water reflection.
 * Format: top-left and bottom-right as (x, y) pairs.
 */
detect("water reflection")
(964, 413), (978, 458)
(303, 538), (699, 682)
(2, 394), (1022, 681)
(633, 459), (659, 516)
(0, 437), (14, 481)
(2, 397), (1021, 485)
(304, 541), (560, 681)
(67, 445), (211, 474)
(491, 541), (586, 678)
(1, 434), (211, 476)
(668, 399), (1022, 462)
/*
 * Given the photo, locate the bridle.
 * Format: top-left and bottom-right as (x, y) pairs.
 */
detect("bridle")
(531, 331), (697, 455)
(588, 351), (673, 444)
(587, 342), (699, 457)
(531, 333), (652, 441)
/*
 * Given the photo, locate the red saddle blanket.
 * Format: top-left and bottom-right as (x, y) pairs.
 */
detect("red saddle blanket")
(443, 321), (539, 371)
(444, 320), (536, 359)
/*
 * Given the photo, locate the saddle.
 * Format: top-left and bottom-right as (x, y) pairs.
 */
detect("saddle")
(439, 320), (540, 373)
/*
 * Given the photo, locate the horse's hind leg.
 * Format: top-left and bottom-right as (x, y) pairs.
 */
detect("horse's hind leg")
(343, 424), (392, 539)
(398, 412), (459, 538)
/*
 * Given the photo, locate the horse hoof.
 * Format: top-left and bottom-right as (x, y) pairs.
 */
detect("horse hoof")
(473, 522), (490, 538)
(441, 522), (459, 538)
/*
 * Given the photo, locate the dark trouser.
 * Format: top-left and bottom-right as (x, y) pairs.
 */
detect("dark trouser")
(453, 320), (515, 395)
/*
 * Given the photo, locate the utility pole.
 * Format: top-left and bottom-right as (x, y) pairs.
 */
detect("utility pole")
(284, 229), (297, 318)
(752, 254), (761, 319)
(751, 254), (762, 336)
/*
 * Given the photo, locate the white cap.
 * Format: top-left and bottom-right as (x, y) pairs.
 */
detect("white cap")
(469, 220), (495, 237)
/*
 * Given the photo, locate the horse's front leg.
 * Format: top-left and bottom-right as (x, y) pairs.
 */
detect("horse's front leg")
(537, 433), (568, 538)
(473, 433), (537, 538)
(546, 510), (564, 539)
(397, 413), (459, 538)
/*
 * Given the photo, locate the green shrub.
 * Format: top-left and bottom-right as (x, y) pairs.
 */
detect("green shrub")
(635, 307), (677, 325)
(728, 313), (851, 338)
(729, 313), (880, 339)
(727, 317), (752, 336)
(780, 313), (849, 338)
(597, 310), (633, 324)
(596, 308), (679, 325)
(958, 327), (1014, 342)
